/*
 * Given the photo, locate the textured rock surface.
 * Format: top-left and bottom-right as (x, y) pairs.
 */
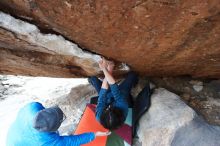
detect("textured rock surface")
(151, 77), (220, 125)
(0, 12), (128, 77)
(138, 88), (220, 146)
(0, 0), (220, 78)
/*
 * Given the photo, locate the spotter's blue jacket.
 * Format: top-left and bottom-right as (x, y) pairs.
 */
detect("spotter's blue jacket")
(7, 102), (95, 146)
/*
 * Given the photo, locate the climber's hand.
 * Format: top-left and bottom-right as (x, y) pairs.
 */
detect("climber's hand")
(99, 58), (108, 70)
(107, 61), (115, 74)
(95, 131), (111, 137)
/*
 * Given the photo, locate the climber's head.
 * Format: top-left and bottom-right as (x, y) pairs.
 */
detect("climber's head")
(100, 105), (125, 130)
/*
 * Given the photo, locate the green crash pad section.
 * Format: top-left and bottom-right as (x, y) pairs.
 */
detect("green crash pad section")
(106, 131), (125, 146)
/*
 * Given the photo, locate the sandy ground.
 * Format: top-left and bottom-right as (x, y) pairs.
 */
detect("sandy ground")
(0, 75), (88, 146)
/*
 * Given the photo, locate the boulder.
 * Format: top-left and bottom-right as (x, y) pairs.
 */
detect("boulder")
(0, 0), (219, 78)
(138, 88), (220, 146)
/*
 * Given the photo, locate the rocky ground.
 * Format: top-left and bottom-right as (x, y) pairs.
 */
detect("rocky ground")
(0, 75), (219, 146)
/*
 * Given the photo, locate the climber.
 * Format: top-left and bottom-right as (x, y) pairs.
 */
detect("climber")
(88, 58), (138, 130)
(6, 102), (110, 146)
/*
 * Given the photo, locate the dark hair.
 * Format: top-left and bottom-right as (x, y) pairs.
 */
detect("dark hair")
(100, 105), (125, 130)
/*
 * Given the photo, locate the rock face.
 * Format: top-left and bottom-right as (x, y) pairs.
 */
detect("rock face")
(138, 88), (220, 146)
(0, 0), (220, 78)
(151, 77), (220, 126)
(0, 12), (128, 77)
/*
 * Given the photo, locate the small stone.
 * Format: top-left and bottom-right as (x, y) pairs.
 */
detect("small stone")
(0, 84), (4, 91)
(184, 87), (191, 92)
(4, 84), (9, 88)
(193, 84), (203, 92)
(191, 96), (196, 99)
(150, 82), (156, 89)
(182, 93), (190, 101)
(189, 80), (203, 86)
(189, 80), (203, 92)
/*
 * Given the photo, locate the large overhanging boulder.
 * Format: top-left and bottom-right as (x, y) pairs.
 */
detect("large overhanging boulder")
(0, 0), (220, 78)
